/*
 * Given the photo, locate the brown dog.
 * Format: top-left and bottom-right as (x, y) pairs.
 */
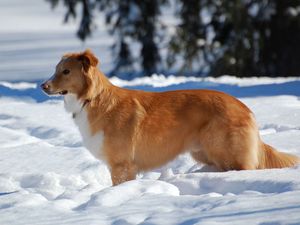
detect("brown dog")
(41, 49), (299, 185)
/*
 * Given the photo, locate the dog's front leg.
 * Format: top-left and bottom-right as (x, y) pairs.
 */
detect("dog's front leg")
(110, 161), (137, 186)
(104, 137), (138, 185)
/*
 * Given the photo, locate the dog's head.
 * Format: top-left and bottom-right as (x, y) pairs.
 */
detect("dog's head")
(41, 49), (100, 99)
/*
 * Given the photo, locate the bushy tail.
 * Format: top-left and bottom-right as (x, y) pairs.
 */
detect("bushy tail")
(258, 143), (300, 169)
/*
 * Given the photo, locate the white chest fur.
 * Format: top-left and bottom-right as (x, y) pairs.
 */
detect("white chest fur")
(64, 94), (105, 160)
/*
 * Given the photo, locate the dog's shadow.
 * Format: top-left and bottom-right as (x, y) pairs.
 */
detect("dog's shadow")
(188, 164), (220, 173)
(155, 164), (221, 180)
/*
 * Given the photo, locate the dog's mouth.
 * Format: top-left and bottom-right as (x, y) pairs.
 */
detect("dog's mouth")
(43, 89), (68, 96)
(58, 90), (68, 95)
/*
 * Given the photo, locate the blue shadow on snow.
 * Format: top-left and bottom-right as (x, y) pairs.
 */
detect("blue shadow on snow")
(0, 79), (299, 103)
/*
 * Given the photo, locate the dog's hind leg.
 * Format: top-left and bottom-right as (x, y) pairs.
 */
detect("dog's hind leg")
(190, 150), (213, 166)
(190, 121), (260, 171)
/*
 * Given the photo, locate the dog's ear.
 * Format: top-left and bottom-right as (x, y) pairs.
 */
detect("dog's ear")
(78, 49), (99, 72)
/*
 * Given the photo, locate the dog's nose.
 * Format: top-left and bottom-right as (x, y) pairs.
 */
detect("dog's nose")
(41, 82), (50, 90)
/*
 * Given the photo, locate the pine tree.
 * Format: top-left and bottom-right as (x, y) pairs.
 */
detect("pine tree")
(47, 0), (94, 41)
(102, 0), (134, 74)
(105, 0), (166, 75)
(167, 0), (204, 73)
(208, 0), (258, 76)
(48, 0), (300, 77)
(168, 0), (300, 77)
(257, 0), (300, 76)
(135, 0), (164, 75)
(210, 0), (300, 76)
(47, 0), (166, 76)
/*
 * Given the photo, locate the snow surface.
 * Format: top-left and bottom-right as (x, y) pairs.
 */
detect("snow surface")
(1, 1), (300, 224)
(0, 78), (300, 225)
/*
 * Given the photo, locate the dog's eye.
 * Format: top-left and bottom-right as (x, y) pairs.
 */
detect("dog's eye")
(63, 69), (70, 75)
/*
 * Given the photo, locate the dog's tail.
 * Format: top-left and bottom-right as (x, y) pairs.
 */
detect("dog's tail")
(258, 143), (300, 169)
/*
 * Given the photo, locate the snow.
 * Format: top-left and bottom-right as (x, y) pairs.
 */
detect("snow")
(0, 79), (300, 225)
(0, 81), (37, 90)
(1, 1), (300, 224)
(110, 74), (300, 88)
(0, 0), (113, 82)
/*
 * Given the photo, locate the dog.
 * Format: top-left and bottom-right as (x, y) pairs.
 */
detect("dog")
(41, 49), (299, 185)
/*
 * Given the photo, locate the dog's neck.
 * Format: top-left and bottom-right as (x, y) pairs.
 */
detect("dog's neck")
(64, 94), (89, 117)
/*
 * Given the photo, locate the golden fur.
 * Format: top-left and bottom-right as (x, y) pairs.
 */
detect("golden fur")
(41, 49), (300, 185)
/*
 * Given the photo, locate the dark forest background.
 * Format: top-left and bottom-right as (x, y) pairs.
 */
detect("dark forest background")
(47, 0), (300, 77)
